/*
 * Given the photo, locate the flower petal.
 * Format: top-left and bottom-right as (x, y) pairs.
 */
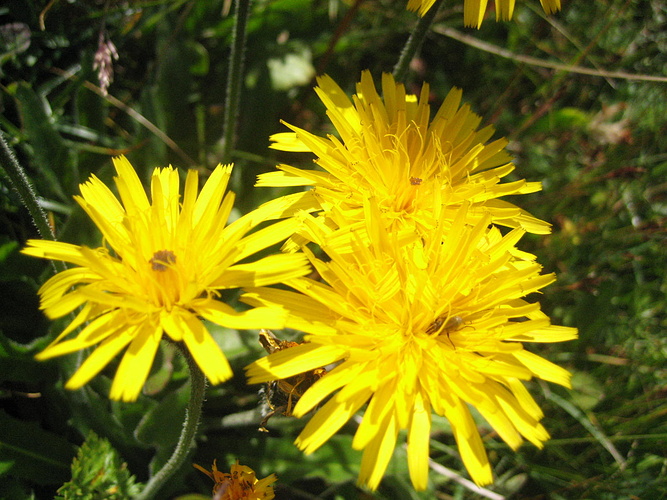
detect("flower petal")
(109, 322), (162, 401)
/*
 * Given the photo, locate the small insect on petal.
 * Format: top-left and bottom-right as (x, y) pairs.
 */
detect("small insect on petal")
(258, 330), (326, 432)
(425, 315), (464, 347)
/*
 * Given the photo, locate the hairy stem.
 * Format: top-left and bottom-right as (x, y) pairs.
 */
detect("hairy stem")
(393, 0), (443, 83)
(0, 130), (66, 272)
(136, 345), (207, 500)
(219, 0), (252, 164)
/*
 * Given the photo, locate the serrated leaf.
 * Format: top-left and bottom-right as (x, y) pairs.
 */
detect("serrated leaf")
(55, 431), (142, 500)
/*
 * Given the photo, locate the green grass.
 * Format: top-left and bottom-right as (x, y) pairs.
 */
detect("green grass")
(1, 0), (665, 498)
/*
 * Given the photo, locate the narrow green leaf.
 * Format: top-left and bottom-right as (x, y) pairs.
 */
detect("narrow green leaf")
(9, 82), (77, 201)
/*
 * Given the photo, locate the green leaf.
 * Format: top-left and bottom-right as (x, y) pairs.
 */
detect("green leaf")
(8, 81), (77, 201)
(134, 381), (190, 475)
(0, 278), (48, 344)
(0, 475), (36, 500)
(532, 107), (590, 134)
(55, 431), (142, 500)
(569, 371), (605, 410)
(0, 410), (76, 485)
(134, 383), (189, 449)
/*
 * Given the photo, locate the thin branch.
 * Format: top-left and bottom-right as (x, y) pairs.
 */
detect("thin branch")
(433, 26), (667, 83)
(429, 459), (505, 500)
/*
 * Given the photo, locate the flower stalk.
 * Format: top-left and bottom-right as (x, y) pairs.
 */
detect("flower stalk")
(136, 344), (207, 500)
(0, 130), (65, 272)
(393, 0), (444, 82)
(219, 0), (253, 164)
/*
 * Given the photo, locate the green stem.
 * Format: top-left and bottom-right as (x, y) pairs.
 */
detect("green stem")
(0, 130), (66, 272)
(392, 0), (444, 83)
(136, 346), (207, 500)
(219, 0), (252, 164)
(0, 130), (55, 241)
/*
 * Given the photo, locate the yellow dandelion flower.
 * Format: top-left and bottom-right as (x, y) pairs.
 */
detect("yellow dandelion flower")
(194, 459), (277, 499)
(244, 204), (576, 489)
(22, 156), (310, 401)
(407, 0), (561, 26)
(263, 71), (550, 244)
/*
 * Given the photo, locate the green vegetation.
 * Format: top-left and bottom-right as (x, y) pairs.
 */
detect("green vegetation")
(1, 0), (665, 498)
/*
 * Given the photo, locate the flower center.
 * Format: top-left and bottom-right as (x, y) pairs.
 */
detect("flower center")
(148, 250), (181, 309)
(150, 249), (177, 271)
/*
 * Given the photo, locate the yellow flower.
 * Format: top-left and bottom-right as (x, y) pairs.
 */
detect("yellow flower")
(23, 156), (310, 401)
(194, 459), (277, 499)
(407, 0), (561, 26)
(263, 71), (550, 246)
(244, 205), (576, 489)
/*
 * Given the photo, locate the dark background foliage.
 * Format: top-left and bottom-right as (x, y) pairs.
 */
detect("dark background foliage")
(1, 0), (665, 498)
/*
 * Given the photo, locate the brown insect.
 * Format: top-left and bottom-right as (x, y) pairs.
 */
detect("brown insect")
(425, 314), (463, 347)
(258, 330), (326, 432)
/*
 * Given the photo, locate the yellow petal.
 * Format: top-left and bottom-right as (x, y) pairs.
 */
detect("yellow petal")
(358, 412), (399, 490)
(407, 392), (431, 491)
(22, 240), (88, 267)
(36, 311), (123, 360)
(464, 0), (489, 28)
(296, 388), (371, 454)
(195, 300), (287, 331)
(268, 131), (310, 152)
(514, 349), (572, 387)
(449, 399), (493, 485)
(65, 325), (137, 390)
(109, 323), (162, 401)
(112, 155), (150, 216)
(292, 360), (366, 416)
(180, 314), (233, 385)
(246, 343), (346, 384)
(495, 0), (516, 21)
(216, 253), (310, 288)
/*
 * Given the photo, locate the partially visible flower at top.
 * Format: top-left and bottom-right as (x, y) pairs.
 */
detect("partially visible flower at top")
(406, 0), (562, 27)
(194, 459), (277, 499)
(244, 204), (576, 489)
(22, 156), (310, 401)
(262, 71), (549, 248)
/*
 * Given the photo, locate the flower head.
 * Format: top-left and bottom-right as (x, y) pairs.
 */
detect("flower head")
(407, 0), (561, 26)
(194, 460), (277, 499)
(263, 71), (549, 246)
(244, 205), (576, 489)
(23, 156), (310, 401)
